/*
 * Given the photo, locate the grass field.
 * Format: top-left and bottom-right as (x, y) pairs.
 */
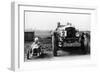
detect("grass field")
(24, 36), (52, 61)
(24, 30), (90, 61)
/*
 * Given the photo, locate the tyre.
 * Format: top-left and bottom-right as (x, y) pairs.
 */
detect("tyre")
(27, 49), (32, 59)
(53, 40), (58, 56)
(27, 50), (30, 59)
(53, 48), (58, 56)
(53, 32), (59, 56)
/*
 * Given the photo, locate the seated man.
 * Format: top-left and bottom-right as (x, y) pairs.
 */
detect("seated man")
(31, 37), (41, 56)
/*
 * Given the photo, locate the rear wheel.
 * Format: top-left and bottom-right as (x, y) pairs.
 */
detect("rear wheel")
(27, 49), (32, 59)
(27, 50), (30, 59)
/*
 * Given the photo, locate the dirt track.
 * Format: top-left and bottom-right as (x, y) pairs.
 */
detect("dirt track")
(24, 47), (90, 62)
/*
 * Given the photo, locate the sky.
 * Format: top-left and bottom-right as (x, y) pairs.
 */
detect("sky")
(25, 11), (91, 31)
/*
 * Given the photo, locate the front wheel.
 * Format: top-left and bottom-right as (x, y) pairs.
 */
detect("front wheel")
(53, 42), (58, 56)
(53, 48), (58, 56)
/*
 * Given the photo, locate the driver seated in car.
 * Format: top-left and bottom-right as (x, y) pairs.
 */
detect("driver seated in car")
(31, 37), (41, 56)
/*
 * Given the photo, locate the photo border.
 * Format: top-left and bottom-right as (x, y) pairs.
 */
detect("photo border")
(11, 2), (97, 71)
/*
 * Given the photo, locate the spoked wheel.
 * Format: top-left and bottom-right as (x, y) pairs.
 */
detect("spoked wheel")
(53, 47), (58, 56)
(27, 49), (32, 59)
(53, 39), (58, 56)
(53, 32), (59, 56)
(27, 50), (30, 59)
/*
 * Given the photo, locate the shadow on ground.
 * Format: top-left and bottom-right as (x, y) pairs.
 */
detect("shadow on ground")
(26, 47), (90, 61)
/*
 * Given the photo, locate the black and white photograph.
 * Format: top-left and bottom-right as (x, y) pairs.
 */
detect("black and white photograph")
(24, 10), (91, 61)
(10, 1), (98, 71)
